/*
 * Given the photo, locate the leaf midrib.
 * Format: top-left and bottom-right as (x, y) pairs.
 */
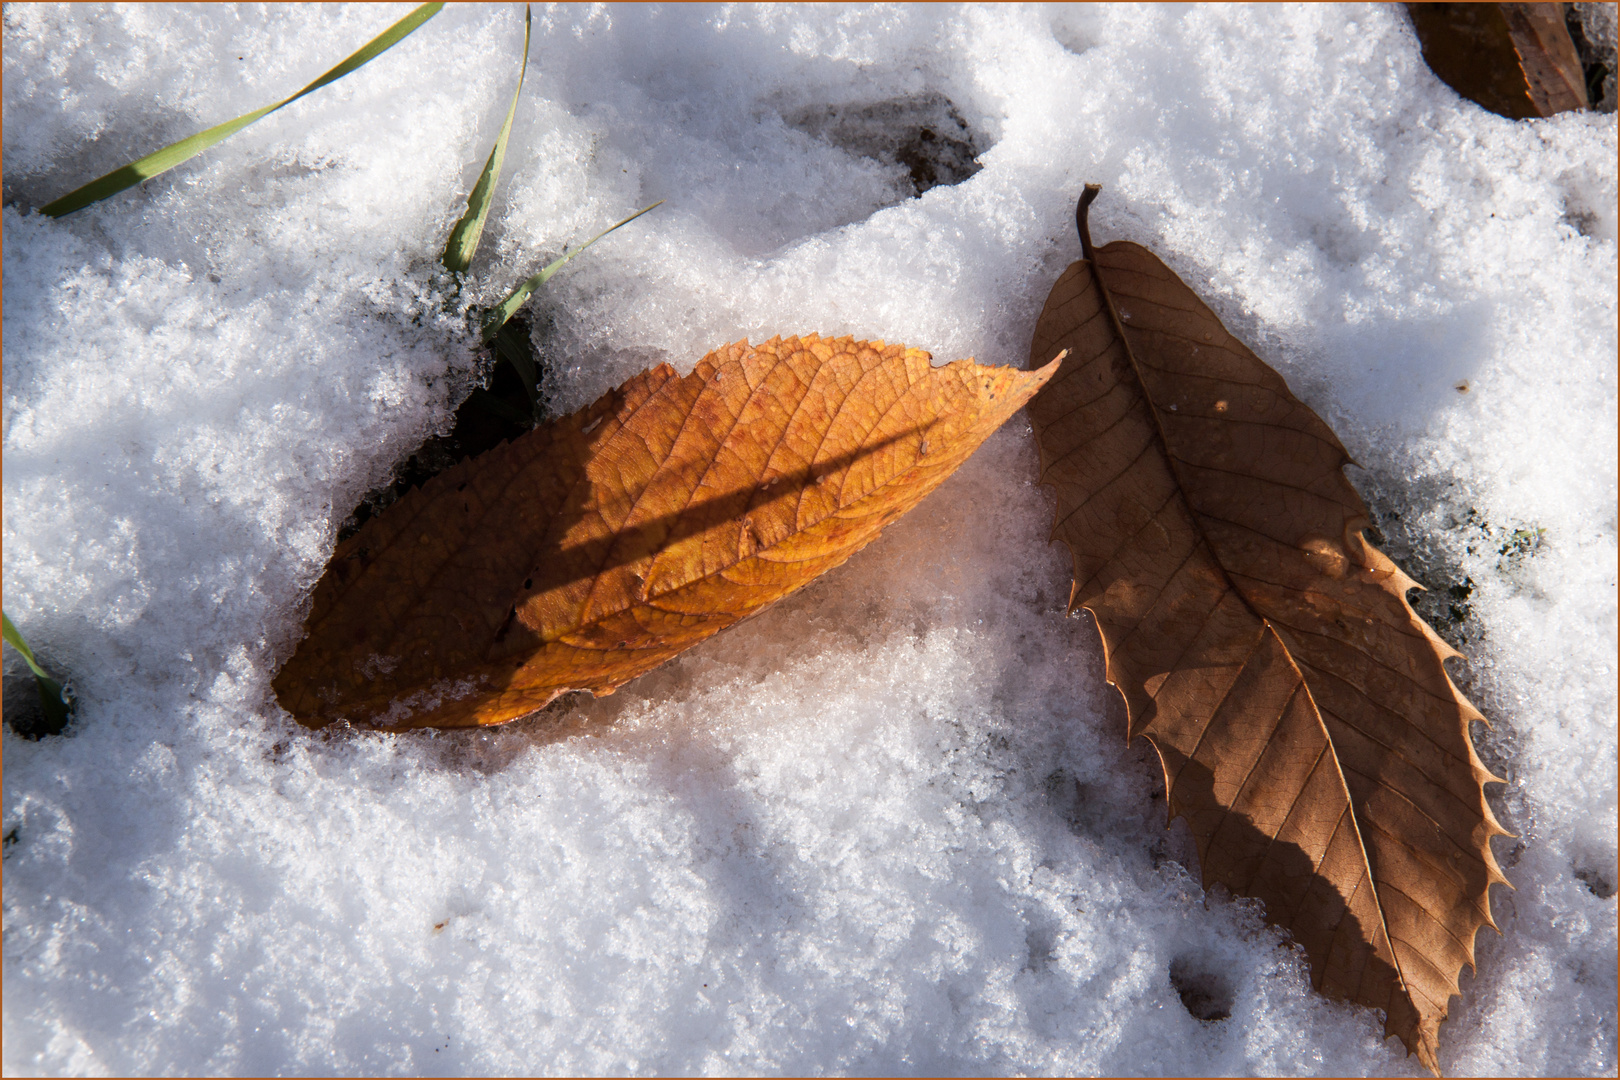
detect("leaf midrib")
(1082, 240), (1416, 1012)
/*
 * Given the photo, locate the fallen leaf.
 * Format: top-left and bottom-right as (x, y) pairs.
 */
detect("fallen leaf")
(1407, 2), (1589, 119)
(1026, 186), (1508, 1075)
(276, 334), (1055, 729)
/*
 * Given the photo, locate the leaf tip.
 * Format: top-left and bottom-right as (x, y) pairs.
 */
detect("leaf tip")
(1040, 347), (1070, 372)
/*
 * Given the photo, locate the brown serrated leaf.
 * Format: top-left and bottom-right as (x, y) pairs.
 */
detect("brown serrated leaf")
(1026, 186), (1509, 1075)
(276, 334), (1056, 730)
(1407, 2), (1590, 118)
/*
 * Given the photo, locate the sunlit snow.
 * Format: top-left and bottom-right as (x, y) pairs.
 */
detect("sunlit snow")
(3, 4), (1615, 1076)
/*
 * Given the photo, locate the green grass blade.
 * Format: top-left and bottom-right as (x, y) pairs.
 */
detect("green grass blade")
(40, 2), (444, 218)
(483, 200), (664, 341)
(38, 104), (280, 218)
(3, 612), (53, 683)
(442, 5), (532, 273)
(283, 1), (444, 100)
(2, 611), (73, 734)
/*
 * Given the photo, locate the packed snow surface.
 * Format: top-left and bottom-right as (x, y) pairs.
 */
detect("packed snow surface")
(3, 4), (1615, 1076)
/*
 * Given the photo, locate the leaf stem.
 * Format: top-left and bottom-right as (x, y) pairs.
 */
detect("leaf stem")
(1076, 183), (1102, 261)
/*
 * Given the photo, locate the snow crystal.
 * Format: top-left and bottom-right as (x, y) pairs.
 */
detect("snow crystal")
(4, 4), (1614, 1076)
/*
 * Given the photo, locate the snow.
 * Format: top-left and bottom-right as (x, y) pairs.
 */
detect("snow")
(3, 3), (1615, 1075)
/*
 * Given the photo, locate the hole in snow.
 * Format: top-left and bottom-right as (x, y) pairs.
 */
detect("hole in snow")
(2, 668), (66, 741)
(786, 91), (986, 202)
(1560, 189), (1609, 240)
(1575, 863), (1617, 900)
(1557, 172), (1617, 243)
(1169, 954), (1234, 1022)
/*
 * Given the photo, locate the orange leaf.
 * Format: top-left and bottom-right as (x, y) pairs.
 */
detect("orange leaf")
(1026, 187), (1508, 1075)
(276, 334), (1056, 729)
